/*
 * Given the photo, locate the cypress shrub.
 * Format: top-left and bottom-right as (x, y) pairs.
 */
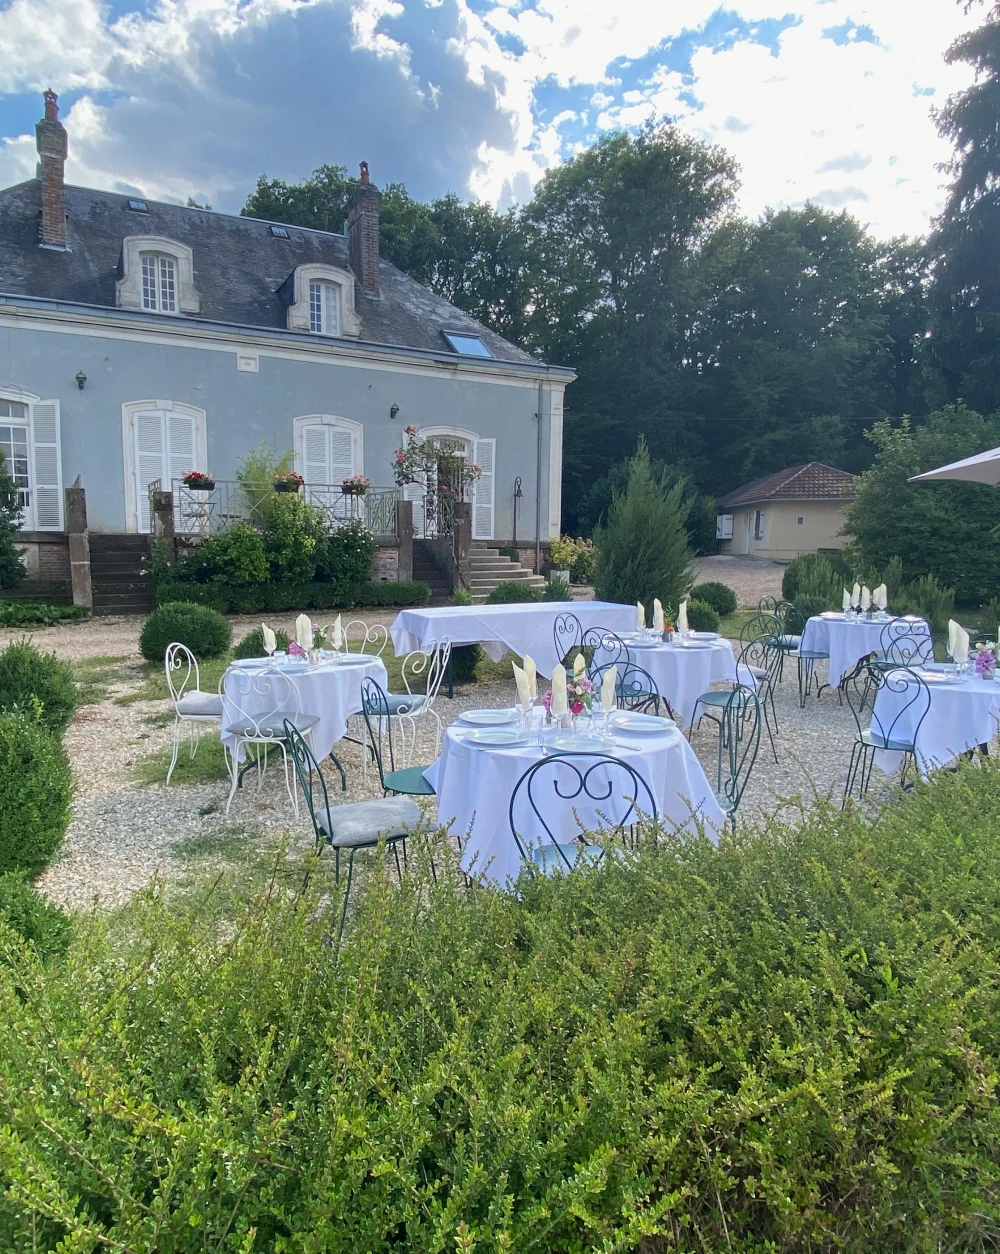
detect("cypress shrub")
(0, 713), (72, 877)
(139, 603), (232, 663)
(0, 641), (77, 737)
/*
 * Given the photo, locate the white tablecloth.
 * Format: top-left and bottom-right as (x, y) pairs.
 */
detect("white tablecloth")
(873, 672), (1000, 776)
(799, 615), (930, 688)
(425, 717), (726, 884)
(391, 601), (635, 676)
(221, 656), (388, 760)
(608, 637), (737, 728)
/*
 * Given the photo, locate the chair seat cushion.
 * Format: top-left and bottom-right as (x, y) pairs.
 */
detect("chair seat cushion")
(173, 691), (223, 717)
(315, 797), (422, 848)
(860, 729), (915, 753)
(532, 843), (604, 874)
(384, 765), (436, 796)
(777, 634), (802, 649)
(228, 711), (319, 739)
(736, 664), (767, 689)
(383, 692), (426, 715)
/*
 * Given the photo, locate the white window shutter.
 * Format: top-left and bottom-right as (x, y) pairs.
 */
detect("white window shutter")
(471, 437), (495, 541)
(328, 427), (355, 485)
(166, 411), (196, 487)
(302, 425), (330, 485)
(401, 473), (426, 539)
(135, 410), (165, 533)
(29, 400), (63, 531)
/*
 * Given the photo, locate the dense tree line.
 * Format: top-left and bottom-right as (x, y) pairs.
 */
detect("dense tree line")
(242, 2), (1000, 534)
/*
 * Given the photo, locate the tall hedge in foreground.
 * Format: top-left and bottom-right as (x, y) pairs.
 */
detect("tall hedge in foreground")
(0, 713), (72, 876)
(6, 762), (1000, 1247)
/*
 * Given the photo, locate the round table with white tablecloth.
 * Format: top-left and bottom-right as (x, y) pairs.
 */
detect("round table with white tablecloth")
(799, 613), (931, 689)
(873, 668), (1000, 777)
(424, 714), (727, 885)
(597, 635), (737, 729)
(221, 655), (388, 761)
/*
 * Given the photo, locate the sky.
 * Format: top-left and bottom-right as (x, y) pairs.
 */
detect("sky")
(0, 0), (983, 240)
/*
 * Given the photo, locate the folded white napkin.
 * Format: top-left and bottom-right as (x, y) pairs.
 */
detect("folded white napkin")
(601, 665), (617, 712)
(295, 613), (313, 650)
(636, 601), (645, 631)
(948, 618), (970, 663)
(551, 664), (568, 716)
(861, 585), (871, 611)
(873, 584), (887, 611)
(261, 623), (276, 654)
(653, 598), (664, 632)
(332, 614), (343, 649)
(678, 599), (689, 634)
(512, 661), (532, 709)
(523, 654), (537, 699)
(842, 588), (851, 613)
(573, 650), (586, 676)
(852, 582), (861, 607)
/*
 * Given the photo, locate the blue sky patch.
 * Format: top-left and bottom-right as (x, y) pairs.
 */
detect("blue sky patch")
(822, 19), (882, 47)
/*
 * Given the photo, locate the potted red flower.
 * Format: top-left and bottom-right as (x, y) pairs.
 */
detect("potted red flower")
(341, 474), (371, 497)
(181, 470), (215, 492)
(273, 470), (304, 493)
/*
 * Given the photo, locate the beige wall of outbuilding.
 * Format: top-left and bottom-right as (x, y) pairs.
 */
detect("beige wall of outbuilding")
(719, 499), (849, 560)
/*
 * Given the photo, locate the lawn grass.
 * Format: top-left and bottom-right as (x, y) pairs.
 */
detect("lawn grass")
(131, 733), (230, 786)
(71, 655), (137, 704)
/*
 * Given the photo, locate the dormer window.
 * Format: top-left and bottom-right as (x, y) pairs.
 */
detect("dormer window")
(116, 235), (199, 316)
(141, 253), (177, 313)
(309, 280), (340, 335)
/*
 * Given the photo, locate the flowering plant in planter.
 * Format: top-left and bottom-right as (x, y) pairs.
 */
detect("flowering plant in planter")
(542, 674), (595, 718)
(273, 470), (304, 493)
(181, 470), (215, 491)
(974, 642), (997, 678)
(392, 426), (482, 496)
(341, 475), (371, 496)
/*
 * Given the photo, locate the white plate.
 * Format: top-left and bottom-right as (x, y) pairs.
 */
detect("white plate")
(915, 670), (965, 685)
(458, 708), (519, 727)
(626, 640), (661, 650)
(820, 612), (846, 619)
(549, 734), (616, 753)
(678, 641), (715, 650)
(230, 657), (272, 668)
(690, 631), (719, 640)
(609, 712), (675, 734)
(330, 654), (375, 666)
(463, 727), (529, 748)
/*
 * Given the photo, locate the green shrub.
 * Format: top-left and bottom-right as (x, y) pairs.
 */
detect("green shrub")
(178, 525), (268, 586)
(261, 493), (326, 583)
(486, 579), (543, 605)
(316, 520), (376, 592)
(0, 872), (71, 959)
(790, 555), (843, 622)
(153, 582), (231, 612)
(685, 598), (719, 632)
(0, 641), (77, 737)
(448, 588), (482, 682)
(543, 576), (573, 601)
(781, 550), (852, 601)
(0, 449), (25, 590)
(0, 602), (86, 627)
(594, 440), (693, 608)
(340, 581), (431, 608)
(690, 580), (737, 616)
(154, 579), (431, 614)
(139, 603), (232, 663)
(898, 573), (956, 633)
(0, 713), (72, 877)
(232, 626), (291, 660)
(497, 546), (519, 562)
(570, 542), (596, 583)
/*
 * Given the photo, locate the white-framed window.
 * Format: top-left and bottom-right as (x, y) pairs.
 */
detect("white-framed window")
(140, 253), (177, 313)
(753, 510), (765, 541)
(0, 400), (30, 513)
(294, 415), (363, 492)
(0, 392), (63, 531)
(402, 425), (496, 541)
(308, 281), (340, 336)
(122, 400), (207, 532)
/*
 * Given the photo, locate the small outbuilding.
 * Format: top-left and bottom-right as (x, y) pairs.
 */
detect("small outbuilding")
(715, 462), (856, 561)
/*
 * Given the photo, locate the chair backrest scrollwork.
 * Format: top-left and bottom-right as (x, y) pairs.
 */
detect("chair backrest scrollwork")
(224, 665), (300, 742)
(165, 642), (199, 704)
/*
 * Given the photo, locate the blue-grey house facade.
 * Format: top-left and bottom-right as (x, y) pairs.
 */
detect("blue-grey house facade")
(0, 93), (574, 552)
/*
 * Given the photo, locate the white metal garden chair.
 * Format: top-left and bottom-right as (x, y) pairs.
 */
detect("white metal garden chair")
(343, 619), (389, 656)
(388, 640), (452, 766)
(164, 642), (224, 785)
(221, 665), (319, 817)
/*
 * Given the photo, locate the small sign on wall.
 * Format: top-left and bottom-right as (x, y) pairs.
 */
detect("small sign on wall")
(236, 352), (259, 373)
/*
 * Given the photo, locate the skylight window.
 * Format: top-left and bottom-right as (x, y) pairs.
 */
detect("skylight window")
(443, 332), (493, 358)
(126, 198), (148, 213)
(270, 225), (289, 238)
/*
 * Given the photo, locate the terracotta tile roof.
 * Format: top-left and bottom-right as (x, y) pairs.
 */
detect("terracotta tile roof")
(717, 462), (857, 509)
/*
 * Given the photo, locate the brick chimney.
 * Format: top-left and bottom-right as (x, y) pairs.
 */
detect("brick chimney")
(35, 89), (68, 249)
(346, 160), (380, 296)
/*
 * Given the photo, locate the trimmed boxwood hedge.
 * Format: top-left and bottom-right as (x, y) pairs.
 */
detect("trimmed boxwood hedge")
(154, 580), (430, 613)
(139, 603), (233, 663)
(690, 580), (737, 617)
(0, 712), (72, 877)
(0, 641), (77, 737)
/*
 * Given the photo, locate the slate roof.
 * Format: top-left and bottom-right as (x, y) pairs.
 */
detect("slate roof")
(0, 179), (555, 370)
(717, 462), (857, 508)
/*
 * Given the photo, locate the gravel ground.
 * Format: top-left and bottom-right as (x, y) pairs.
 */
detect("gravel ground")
(10, 608), (917, 911)
(693, 555), (785, 607)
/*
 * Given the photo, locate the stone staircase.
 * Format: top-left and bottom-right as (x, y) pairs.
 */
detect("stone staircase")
(411, 540), (452, 603)
(89, 534), (154, 616)
(468, 542), (547, 603)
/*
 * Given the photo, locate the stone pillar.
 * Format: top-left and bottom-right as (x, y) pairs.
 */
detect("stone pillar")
(152, 489), (175, 541)
(397, 498), (413, 582)
(453, 501), (472, 591)
(64, 482), (92, 609)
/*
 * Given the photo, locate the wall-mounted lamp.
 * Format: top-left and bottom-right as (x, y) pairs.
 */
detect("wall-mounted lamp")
(389, 403), (400, 421)
(75, 371), (87, 390)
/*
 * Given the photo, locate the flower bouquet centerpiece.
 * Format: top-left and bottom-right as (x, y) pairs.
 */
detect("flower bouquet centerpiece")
(974, 641), (997, 680)
(341, 474), (371, 497)
(181, 470), (215, 492)
(274, 469), (304, 493)
(542, 674), (595, 723)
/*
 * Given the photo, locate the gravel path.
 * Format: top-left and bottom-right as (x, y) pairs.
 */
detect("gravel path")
(693, 555), (785, 607)
(13, 610), (915, 910)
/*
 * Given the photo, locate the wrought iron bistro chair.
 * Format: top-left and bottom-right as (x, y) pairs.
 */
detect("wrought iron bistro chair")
(284, 722), (420, 942)
(360, 676), (437, 799)
(164, 642), (223, 785)
(842, 657), (931, 806)
(582, 626), (630, 672)
(590, 661), (668, 718)
(222, 665), (319, 817)
(739, 612), (781, 649)
(714, 685), (762, 828)
(875, 617), (934, 669)
(733, 633), (782, 762)
(509, 752), (658, 874)
(758, 598), (805, 682)
(553, 611), (583, 668)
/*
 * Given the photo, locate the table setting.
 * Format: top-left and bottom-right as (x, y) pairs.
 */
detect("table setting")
(424, 655), (727, 883)
(799, 585), (931, 688)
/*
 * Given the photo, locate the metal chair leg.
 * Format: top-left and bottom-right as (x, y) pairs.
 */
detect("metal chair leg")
(327, 752), (347, 791)
(166, 718), (182, 785)
(338, 849), (357, 943)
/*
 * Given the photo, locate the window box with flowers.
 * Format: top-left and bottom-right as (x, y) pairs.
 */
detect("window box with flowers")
(181, 470), (215, 492)
(341, 475), (371, 497)
(274, 470), (304, 494)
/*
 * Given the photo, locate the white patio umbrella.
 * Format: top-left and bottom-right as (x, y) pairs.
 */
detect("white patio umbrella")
(909, 445), (1000, 486)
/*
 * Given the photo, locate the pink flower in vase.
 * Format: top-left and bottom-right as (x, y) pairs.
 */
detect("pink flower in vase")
(542, 689), (553, 713)
(569, 699), (584, 716)
(288, 642), (306, 658)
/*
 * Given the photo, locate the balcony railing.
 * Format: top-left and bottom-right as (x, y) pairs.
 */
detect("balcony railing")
(156, 480), (399, 540)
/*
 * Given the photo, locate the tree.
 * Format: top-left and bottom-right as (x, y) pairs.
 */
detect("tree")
(593, 441), (693, 609)
(842, 407), (1000, 604)
(0, 451), (25, 590)
(928, 2), (1000, 411)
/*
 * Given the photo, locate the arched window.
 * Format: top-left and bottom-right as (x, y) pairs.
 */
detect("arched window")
(294, 415), (363, 489)
(122, 400), (207, 532)
(308, 280), (340, 335)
